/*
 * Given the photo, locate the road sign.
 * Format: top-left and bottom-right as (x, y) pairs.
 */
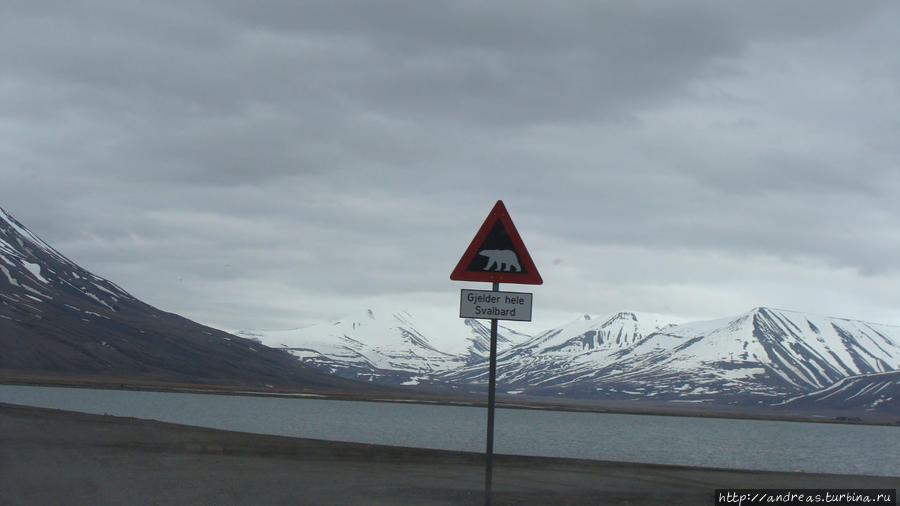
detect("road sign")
(449, 200), (543, 505)
(460, 289), (532, 321)
(450, 200), (542, 284)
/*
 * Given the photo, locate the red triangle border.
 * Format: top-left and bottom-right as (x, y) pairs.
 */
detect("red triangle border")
(450, 200), (543, 285)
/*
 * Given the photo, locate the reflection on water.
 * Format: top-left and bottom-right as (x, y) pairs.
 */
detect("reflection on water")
(1, 384), (897, 476)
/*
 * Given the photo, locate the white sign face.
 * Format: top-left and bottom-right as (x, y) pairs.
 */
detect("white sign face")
(459, 289), (533, 321)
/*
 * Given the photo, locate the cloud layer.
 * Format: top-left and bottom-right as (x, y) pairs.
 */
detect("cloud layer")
(2, 1), (899, 331)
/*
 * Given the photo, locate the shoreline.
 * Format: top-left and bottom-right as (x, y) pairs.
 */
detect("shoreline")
(3, 374), (899, 427)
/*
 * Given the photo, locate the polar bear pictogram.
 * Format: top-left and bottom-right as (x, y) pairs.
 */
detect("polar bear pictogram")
(478, 249), (521, 272)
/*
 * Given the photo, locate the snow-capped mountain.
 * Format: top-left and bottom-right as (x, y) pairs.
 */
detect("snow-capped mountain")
(441, 311), (677, 386)
(446, 307), (900, 403)
(615, 307), (899, 394)
(0, 206), (358, 389)
(237, 308), (529, 384)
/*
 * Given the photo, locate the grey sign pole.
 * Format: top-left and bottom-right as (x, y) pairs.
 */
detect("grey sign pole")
(484, 281), (499, 506)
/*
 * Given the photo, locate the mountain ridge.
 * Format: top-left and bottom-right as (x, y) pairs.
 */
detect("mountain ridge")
(245, 304), (899, 410)
(445, 306), (900, 403)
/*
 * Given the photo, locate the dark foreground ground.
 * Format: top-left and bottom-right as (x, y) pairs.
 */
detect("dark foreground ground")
(1, 403), (897, 506)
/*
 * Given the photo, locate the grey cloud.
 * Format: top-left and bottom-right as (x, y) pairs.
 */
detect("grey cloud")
(2, 1), (900, 329)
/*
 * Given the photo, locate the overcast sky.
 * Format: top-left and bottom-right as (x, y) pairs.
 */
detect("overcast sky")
(3, 1), (900, 333)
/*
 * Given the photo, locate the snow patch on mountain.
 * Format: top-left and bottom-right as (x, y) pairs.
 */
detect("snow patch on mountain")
(0, 264), (18, 287)
(22, 261), (48, 283)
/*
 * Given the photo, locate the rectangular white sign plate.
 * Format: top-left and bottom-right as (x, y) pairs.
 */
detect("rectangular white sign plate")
(459, 289), (533, 321)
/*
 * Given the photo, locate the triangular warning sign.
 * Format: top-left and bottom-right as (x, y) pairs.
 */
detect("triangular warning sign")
(450, 200), (543, 285)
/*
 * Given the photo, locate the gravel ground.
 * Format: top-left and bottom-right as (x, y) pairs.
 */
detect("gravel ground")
(1, 403), (897, 505)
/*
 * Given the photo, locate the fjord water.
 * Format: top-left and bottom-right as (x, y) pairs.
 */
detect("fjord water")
(1, 385), (896, 477)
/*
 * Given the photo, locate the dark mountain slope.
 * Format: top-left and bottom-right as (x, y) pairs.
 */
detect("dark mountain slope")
(0, 207), (360, 389)
(776, 370), (900, 416)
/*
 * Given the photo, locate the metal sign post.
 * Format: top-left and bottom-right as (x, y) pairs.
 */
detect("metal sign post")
(484, 281), (499, 505)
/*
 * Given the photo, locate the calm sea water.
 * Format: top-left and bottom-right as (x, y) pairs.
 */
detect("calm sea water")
(1, 385), (897, 477)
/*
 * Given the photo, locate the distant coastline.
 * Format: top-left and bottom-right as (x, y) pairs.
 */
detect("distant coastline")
(3, 373), (898, 427)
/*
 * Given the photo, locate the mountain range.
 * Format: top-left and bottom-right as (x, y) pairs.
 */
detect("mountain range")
(243, 307), (900, 413)
(3, 205), (898, 417)
(446, 307), (900, 403)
